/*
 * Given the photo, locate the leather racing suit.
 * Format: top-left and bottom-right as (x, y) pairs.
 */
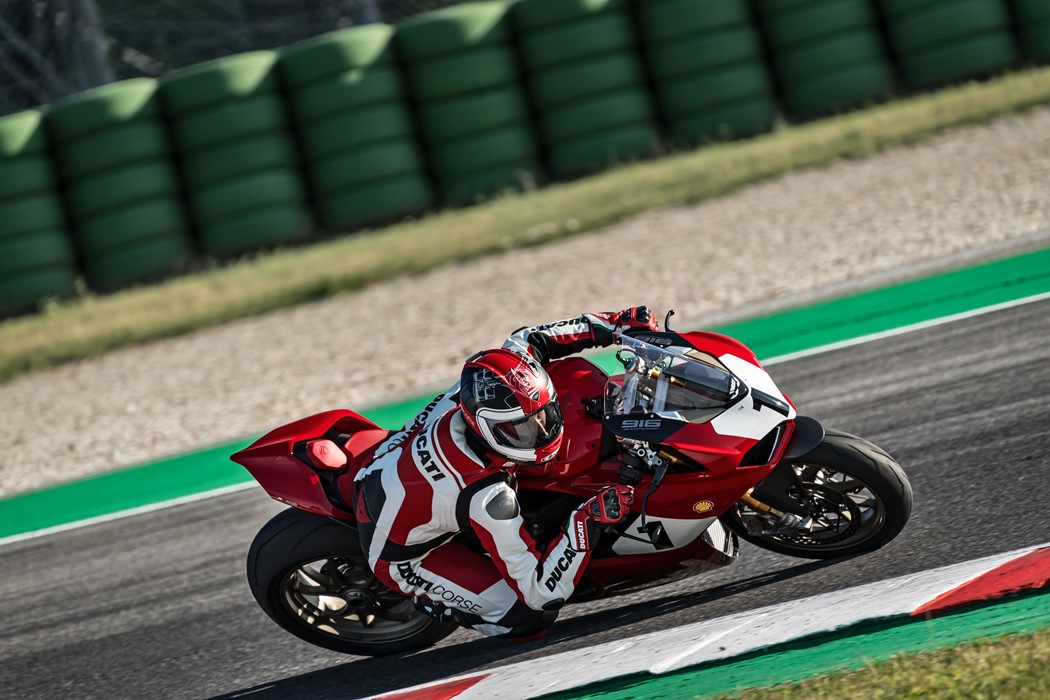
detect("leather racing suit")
(353, 310), (648, 637)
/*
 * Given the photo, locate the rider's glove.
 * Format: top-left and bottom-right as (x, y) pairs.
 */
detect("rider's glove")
(587, 306), (659, 346)
(567, 485), (635, 552)
(615, 306), (660, 334)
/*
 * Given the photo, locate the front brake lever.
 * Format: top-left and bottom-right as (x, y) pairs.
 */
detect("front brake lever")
(639, 460), (669, 530)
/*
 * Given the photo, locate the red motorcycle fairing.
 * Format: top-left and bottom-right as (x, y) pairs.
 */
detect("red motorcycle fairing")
(528, 353), (794, 520)
(231, 409), (390, 518)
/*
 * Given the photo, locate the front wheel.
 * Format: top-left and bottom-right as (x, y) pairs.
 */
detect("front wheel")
(722, 430), (913, 559)
(246, 508), (458, 656)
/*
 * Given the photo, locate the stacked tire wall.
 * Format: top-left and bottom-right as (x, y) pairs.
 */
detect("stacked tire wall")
(1012, 0), (1050, 64)
(753, 0), (896, 120)
(879, 0), (1017, 88)
(160, 52), (313, 258)
(512, 0), (660, 180)
(46, 79), (193, 293)
(637, 0), (777, 146)
(278, 25), (433, 230)
(0, 109), (77, 314)
(4, 0), (1047, 315)
(397, 2), (541, 205)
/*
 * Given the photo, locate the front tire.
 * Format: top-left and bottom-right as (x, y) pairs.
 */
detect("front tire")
(722, 429), (913, 559)
(246, 508), (458, 656)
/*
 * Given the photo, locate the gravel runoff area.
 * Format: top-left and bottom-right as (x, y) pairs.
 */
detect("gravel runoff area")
(4, 107), (1050, 499)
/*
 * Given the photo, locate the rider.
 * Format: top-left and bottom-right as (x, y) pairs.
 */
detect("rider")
(354, 307), (660, 638)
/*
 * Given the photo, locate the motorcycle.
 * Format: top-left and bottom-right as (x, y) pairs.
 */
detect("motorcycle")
(231, 321), (913, 656)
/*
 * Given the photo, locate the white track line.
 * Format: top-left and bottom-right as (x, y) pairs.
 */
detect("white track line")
(3, 290), (1048, 548)
(762, 291), (1050, 366)
(0, 482), (257, 548)
(366, 543), (1049, 700)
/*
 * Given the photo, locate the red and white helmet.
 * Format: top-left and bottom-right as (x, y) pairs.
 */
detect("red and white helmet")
(460, 349), (563, 464)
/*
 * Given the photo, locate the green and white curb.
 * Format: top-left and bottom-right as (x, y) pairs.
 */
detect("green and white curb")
(368, 546), (1050, 700)
(2, 247), (1050, 544)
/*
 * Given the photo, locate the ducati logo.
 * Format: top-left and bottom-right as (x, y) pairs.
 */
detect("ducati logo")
(693, 500), (715, 514)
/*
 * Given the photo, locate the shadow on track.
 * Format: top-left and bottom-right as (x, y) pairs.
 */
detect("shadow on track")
(210, 558), (847, 700)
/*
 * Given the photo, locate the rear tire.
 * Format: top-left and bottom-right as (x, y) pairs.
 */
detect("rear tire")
(722, 430), (912, 559)
(246, 508), (458, 656)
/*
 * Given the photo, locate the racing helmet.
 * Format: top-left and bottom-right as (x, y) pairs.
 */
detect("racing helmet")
(460, 349), (563, 464)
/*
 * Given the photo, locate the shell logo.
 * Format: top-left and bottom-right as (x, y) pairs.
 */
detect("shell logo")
(693, 500), (715, 514)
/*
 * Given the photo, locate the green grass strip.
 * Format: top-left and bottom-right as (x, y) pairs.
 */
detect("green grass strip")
(1, 246), (1048, 540)
(3, 68), (1050, 382)
(540, 590), (1050, 700)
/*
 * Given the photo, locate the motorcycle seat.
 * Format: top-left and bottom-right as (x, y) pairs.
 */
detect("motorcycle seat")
(305, 439), (348, 470)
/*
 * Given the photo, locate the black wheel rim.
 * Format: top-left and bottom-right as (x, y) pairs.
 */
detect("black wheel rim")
(279, 555), (433, 643)
(737, 462), (887, 553)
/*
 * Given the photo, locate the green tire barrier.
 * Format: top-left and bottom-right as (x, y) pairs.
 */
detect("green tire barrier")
(75, 199), (185, 257)
(657, 63), (775, 117)
(171, 95), (288, 153)
(0, 109), (47, 156)
(520, 13), (636, 69)
(59, 121), (170, 180)
(278, 25), (432, 231)
(530, 54), (645, 107)
(398, 2), (541, 204)
(159, 52), (280, 115)
(181, 134), (298, 189)
(419, 87), (529, 142)
(641, 0), (751, 40)
(1011, 0), (1050, 63)
(667, 97), (781, 144)
(161, 51), (312, 256)
(439, 163), (540, 205)
(429, 127), (535, 179)
(0, 230), (73, 272)
(196, 205), (312, 258)
(513, 0), (659, 179)
(290, 66), (404, 123)
(0, 156), (54, 200)
(645, 27), (764, 82)
(44, 78), (160, 142)
(191, 170), (304, 223)
(547, 124), (659, 178)
(45, 81), (192, 293)
(299, 105), (414, 160)
(541, 91), (653, 142)
(65, 162), (180, 219)
(639, 0), (777, 146)
(309, 141), (424, 194)
(407, 47), (519, 102)
(880, 0), (1018, 88)
(316, 177), (433, 232)
(80, 236), (191, 292)
(0, 109), (77, 314)
(278, 24), (395, 86)
(395, 0), (510, 60)
(5, 0), (1049, 311)
(754, 0), (896, 119)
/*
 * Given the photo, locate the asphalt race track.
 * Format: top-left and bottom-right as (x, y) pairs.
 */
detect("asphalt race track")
(2, 299), (1048, 700)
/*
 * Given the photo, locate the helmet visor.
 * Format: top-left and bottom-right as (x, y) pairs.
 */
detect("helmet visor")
(492, 403), (563, 450)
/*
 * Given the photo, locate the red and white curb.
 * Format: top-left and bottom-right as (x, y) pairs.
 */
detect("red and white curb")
(367, 544), (1050, 700)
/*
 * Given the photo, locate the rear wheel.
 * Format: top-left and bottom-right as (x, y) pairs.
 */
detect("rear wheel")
(246, 508), (458, 656)
(722, 430), (912, 559)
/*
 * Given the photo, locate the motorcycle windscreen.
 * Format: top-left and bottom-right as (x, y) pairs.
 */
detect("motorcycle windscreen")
(605, 360), (743, 424)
